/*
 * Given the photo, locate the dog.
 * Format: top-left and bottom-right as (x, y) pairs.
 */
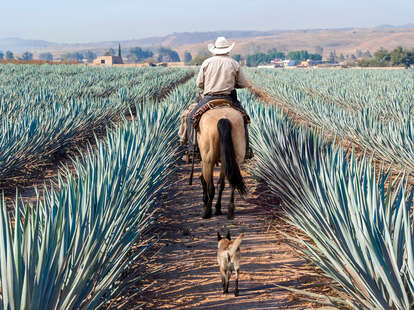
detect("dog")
(217, 231), (244, 296)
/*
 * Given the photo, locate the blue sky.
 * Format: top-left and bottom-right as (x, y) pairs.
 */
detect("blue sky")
(1, 0), (414, 43)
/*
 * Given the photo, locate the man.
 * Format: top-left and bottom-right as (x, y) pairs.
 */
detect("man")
(186, 36), (253, 159)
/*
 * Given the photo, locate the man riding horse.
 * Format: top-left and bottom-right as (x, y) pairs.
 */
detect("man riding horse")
(180, 37), (252, 219)
(181, 36), (253, 160)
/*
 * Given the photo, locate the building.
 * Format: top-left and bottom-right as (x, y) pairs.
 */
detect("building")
(268, 59), (297, 68)
(257, 64), (277, 69)
(270, 58), (284, 67)
(93, 55), (123, 66)
(297, 59), (322, 67)
(93, 43), (123, 65)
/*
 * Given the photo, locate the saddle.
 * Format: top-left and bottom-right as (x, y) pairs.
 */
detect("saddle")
(192, 99), (251, 129)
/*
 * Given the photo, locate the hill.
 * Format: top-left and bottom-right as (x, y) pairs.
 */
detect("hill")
(0, 37), (56, 51)
(174, 27), (414, 59)
(1, 25), (414, 60)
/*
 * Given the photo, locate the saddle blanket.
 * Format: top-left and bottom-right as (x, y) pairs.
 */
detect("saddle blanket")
(191, 99), (251, 129)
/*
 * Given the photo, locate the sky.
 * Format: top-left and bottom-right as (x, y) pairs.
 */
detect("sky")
(1, 0), (414, 43)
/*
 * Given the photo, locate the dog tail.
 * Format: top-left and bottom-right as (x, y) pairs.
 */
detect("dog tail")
(217, 118), (246, 196)
(229, 233), (244, 256)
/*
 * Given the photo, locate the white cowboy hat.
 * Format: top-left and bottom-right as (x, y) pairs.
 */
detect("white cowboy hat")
(208, 37), (235, 55)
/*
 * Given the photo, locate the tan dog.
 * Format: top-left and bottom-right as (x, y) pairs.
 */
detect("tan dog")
(217, 231), (244, 296)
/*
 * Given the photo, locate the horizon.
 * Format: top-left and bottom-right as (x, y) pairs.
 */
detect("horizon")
(2, 0), (414, 43)
(1, 23), (414, 44)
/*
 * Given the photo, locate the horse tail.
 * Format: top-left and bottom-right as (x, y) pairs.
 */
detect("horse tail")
(217, 118), (246, 196)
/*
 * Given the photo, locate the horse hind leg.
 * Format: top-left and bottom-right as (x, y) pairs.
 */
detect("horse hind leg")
(215, 171), (225, 215)
(200, 175), (212, 219)
(201, 162), (215, 219)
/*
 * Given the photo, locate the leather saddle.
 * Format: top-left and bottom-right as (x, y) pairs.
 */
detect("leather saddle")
(192, 99), (250, 129)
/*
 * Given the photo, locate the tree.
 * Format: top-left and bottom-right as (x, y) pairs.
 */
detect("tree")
(190, 55), (209, 66)
(184, 51), (192, 64)
(358, 47), (414, 67)
(373, 48), (390, 65)
(106, 48), (116, 56)
(339, 53), (345, 62)
(308, 53), (322, 61)
(21, 51), (33, 60)
(287, 50), (309, 61)
(268, 50), (285, 60)
(245, 50), (286, 67)
(63, 52), (83, 62)
(246, 53), (266, 67)
(328, 51), (337, 63)
(118, 43), (122, 57)
(84, 50), (96, 63)
(39, 52), (53, 61)
(286, 50), (321, 61)
(390, 46), (414, 68)
(356, 49), (363, 58)
(157, 47), (180, 62)
(128, 47), (153, 62)
(5, 51), (14, 60)
(363, 50), (372, 58)
(0, 51), (3, 60)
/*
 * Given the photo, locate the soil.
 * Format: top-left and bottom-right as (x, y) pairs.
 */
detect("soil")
(105, 159), (337, 309)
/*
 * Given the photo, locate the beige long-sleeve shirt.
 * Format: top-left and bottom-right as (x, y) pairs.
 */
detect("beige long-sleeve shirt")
(196, 55), (249, 95)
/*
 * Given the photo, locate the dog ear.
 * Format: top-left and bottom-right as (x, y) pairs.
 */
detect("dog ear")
(217, 232), (222, 241)
(226, 230), (231, 240)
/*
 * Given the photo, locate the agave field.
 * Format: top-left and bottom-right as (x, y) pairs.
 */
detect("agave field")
(0, 64), (192, 183)
(244, 68), (414, 309)
(246, 68), (414, 174)
(1, 63), (414, 309)
(0, 64), (197, 309)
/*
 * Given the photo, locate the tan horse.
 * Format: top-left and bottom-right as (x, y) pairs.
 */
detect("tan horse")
(197, 107), (247, 219)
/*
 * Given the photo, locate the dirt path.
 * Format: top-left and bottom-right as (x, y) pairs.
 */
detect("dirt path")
(110, 159), (334, 309)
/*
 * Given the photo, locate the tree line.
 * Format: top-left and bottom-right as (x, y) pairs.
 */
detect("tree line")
(242, 50), (322, 67)
(357, 47), (414, 68)
(125, 47), (181, 63)
(0, 50), (36, 61)
(2, 46), (412, 68)
(0, 46), (184, 64)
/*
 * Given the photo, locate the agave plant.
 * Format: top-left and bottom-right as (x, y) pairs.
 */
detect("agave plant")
(243, 91), (414, 309)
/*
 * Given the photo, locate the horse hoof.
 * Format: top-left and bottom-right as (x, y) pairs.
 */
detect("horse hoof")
(215, 208), (222, 216)
(227, 214), (234, 220)
(202, 210), (212, 219)
(234, 290), (239, 297)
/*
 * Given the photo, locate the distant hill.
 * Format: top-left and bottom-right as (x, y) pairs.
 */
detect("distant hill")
(0, 31), (280, 52)
(0, 37), (57, 51)
(1, 25), (414, 59)
(137, 31), (280, 46)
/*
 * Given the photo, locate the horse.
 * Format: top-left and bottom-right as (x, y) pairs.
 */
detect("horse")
(196, 106), (247, 219)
